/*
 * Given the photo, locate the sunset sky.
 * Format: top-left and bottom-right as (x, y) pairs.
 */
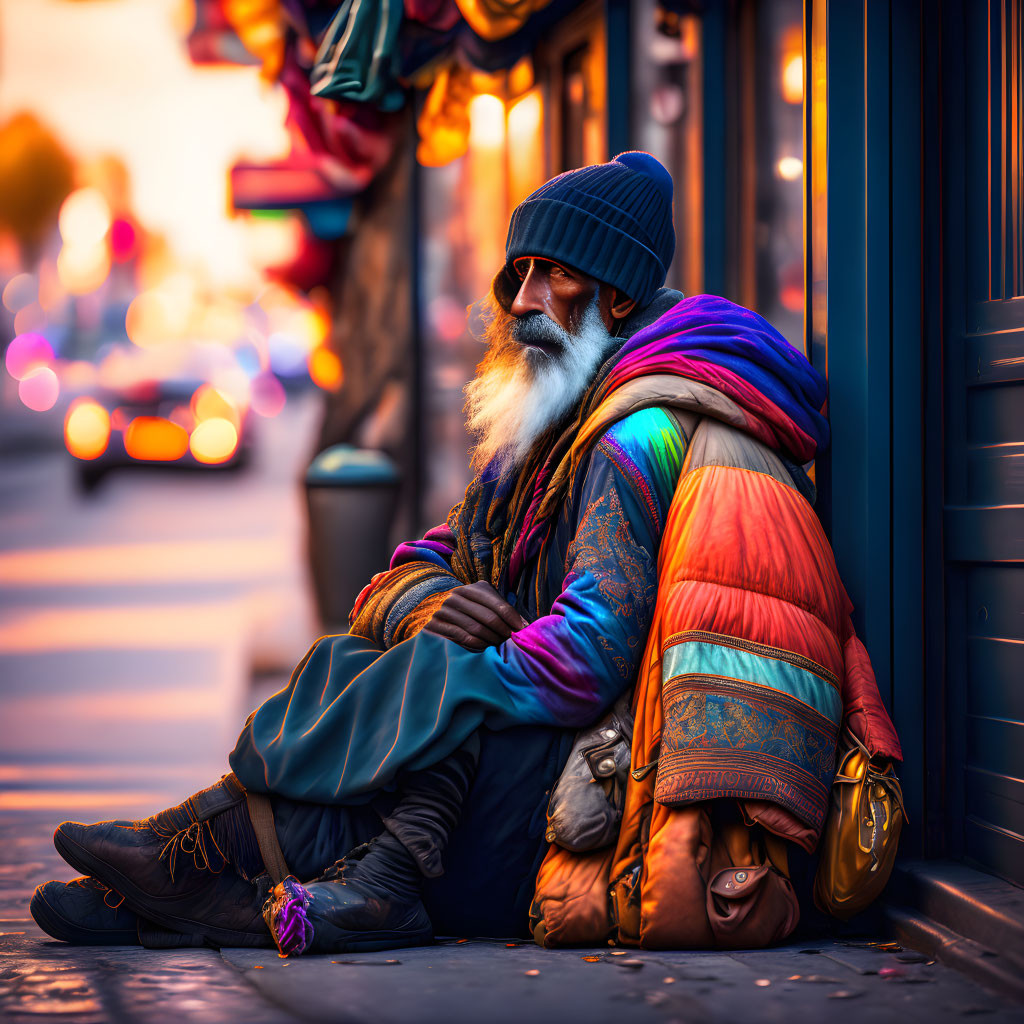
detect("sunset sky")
(0, 0), (291, 286)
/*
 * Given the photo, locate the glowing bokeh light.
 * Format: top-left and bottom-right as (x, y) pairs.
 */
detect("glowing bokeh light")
(2, 273), (37, 313)
(508, 91), (541, 145)
(5, 332), (55, 380)
(125, 290), (174, 348)
(124, 416), (189, 461)
(469, 94), (506, 149)
(189, 417), (238, 464)
(781, 54), (804, 105)
(289, 307), (330, 351)
(13, 303), (46, 335)
(191, 383), (240, 429)
(18, 367), (60, 412)
(308, 346), (343, 391)
(250, 371), (286, 418)
(777, 156), (803, 181)
(64, 399), (111, 460)
(58, 187), (112, 248)
(57, 242), (111, 295)
(109, 217), (137, 262)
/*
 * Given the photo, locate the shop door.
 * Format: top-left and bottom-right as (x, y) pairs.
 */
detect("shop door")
(945, 0), (1024, 885)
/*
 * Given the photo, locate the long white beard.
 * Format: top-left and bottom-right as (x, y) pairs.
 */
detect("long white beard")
(465, 296), (616, 473)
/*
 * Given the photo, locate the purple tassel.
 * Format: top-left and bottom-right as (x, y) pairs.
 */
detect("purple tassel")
(269, 878), (314, 956)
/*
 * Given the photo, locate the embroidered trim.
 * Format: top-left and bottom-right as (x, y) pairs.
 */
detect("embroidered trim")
(663, 673), (837, 734)
(656, 747), (830, 829)
(663, 629), (839, 691)
(598, 435), (662, 534)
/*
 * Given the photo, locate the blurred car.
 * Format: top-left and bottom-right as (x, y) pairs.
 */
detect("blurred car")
(63, 376), (252, 491)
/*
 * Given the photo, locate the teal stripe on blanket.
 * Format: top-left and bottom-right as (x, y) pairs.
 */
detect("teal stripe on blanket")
(662, 638), (842, 726)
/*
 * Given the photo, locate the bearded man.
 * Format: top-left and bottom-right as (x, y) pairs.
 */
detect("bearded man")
(32, 152), (900, 954)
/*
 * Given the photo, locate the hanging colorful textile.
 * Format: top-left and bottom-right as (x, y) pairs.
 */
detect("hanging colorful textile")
(415, 57), (531, 165)
(282, 50), (399, 189)
(405, 0), (461, 30)
(221, 0), (287, 80)
(415, 62), (475, 165)
(453, 0), (553, 42)
(310, 0), (407, 110)
(186, 0), (262, 67)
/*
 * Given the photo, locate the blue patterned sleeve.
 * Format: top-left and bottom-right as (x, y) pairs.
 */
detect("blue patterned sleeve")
(479, 407), (687, 726)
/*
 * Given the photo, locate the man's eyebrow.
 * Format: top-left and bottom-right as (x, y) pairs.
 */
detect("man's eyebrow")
(513, 256), (573, 276)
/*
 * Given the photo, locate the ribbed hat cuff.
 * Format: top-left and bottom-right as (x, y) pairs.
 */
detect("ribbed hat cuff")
(505, 198), (666, 307)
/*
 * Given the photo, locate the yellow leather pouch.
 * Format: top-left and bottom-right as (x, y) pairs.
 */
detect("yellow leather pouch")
(814, 729), (906, 919)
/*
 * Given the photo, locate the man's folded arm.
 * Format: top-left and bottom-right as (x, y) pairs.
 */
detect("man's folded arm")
(349, 520), (464, 649)
(476, 444), (664, 729)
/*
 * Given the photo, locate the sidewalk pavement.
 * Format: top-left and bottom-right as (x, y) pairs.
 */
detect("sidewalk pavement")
(2, 814), (1022, 1024)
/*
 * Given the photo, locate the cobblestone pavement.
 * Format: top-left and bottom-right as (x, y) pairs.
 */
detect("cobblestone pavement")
(3, 814), (1022, 1024)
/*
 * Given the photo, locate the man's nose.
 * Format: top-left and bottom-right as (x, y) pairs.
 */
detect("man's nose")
(509, 264), (550, 318)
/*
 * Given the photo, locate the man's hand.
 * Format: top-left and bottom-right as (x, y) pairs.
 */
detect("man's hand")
(422, 581), (528, 652)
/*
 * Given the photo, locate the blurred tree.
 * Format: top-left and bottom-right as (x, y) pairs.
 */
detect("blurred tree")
(0, 113), (75, 265)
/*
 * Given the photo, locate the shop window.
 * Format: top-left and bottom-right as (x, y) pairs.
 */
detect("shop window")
(752, 0), (804, 347)
(631, 2), (703, 297)
(632, 0), (805, 348)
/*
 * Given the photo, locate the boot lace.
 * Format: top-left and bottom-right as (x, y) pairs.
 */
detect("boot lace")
(152, 811), (227, 883)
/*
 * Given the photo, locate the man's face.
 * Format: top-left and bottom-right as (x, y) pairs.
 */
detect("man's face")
(464, 261), (623, 474)
(464, 256), (642, 473)
(509, 257), (604, 340)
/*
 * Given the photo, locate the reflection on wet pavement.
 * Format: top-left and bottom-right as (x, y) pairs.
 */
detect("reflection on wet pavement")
(0, 402), (317, 1022)
(0, 397), (317, 828)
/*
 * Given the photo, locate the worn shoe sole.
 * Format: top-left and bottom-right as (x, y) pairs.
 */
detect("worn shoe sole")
(53, 823), (271, 949)
(30, 883), (139, 945)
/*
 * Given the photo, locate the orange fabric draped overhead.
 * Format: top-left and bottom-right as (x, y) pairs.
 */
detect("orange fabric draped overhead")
(221, 0), (286, 81)
(454, 0), (554, 41)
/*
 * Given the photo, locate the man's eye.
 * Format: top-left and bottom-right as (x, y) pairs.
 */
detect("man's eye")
(549, 264), (566, 278)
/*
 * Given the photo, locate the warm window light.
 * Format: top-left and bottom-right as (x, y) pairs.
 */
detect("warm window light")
(65, 399), (111, 461)
(469, 94), (506, 149)
(780, 27), (804, 105)
(782, 54), (803, 104)
(507, 90), (544, 205)
(508, 91), (541, 147)
(124, 417), (189, 461)
(777, 156), (803, 181)
(189, 417), (238, 464)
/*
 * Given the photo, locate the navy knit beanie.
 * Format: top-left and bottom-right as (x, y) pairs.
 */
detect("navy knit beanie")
(504, 151), (675, 308)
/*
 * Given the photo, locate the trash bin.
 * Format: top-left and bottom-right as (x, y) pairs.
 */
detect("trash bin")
(305, 444), (401, 633)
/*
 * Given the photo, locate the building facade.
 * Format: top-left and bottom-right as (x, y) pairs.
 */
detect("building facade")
(414, 0), (1024, 901)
